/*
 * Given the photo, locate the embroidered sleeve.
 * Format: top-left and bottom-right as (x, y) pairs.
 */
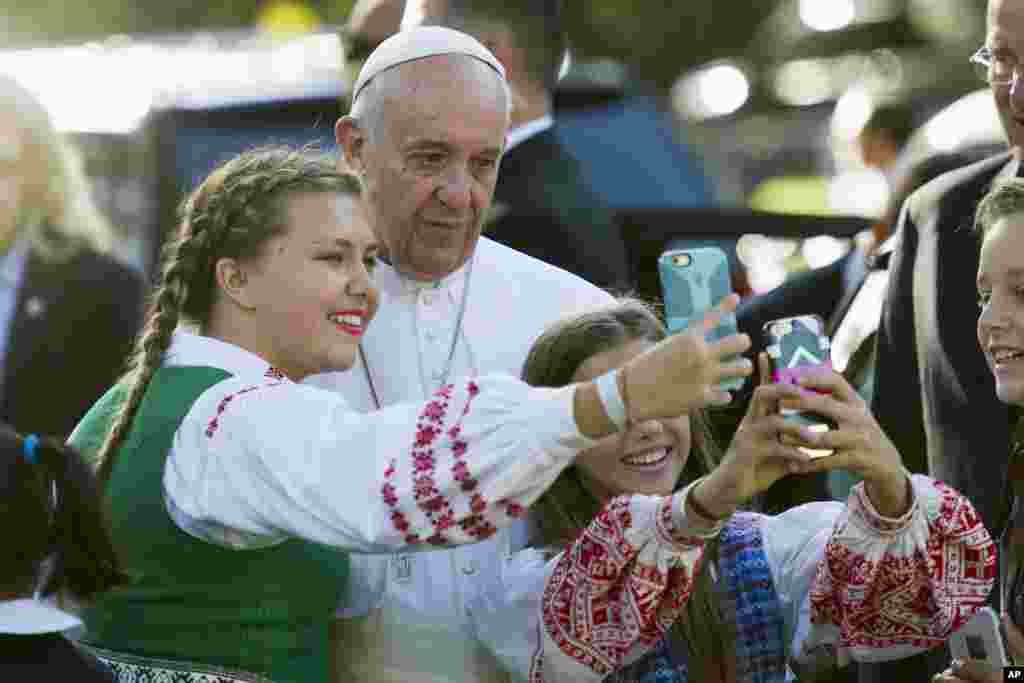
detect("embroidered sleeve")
(166, 374), (596, 552)
(801, 474), (995, 663)
(530, 482), (722, 682)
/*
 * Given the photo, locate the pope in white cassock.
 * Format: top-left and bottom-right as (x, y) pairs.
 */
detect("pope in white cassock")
(306, 26), (615, 683)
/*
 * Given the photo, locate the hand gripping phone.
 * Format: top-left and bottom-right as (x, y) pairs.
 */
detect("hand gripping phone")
(949, 607), (1009, 668)
(763, 314), (835, 457)
(658, 246), (743, 392)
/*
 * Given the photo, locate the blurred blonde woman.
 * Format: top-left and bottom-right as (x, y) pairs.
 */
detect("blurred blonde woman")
(0, 74), (145, 438)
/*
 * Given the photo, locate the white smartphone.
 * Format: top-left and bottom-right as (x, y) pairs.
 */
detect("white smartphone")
(949, 607), (1008, 667)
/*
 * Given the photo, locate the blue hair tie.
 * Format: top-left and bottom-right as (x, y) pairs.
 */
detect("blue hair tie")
(22, 434), (39, 464)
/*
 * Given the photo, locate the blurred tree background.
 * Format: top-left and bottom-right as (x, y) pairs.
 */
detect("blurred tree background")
(2, 0), (987, 94)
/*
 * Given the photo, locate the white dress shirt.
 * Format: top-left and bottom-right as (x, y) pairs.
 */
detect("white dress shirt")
(305, 237), (614, 682)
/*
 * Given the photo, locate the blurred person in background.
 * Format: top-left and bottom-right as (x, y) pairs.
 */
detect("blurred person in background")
(866, 0), (1024, 681)
(857, 102), (921, 256)
(0, 75), (145, 439)
(402, 0), (633, 291)
(0, 428), (123, 682)
(318, 24), (617, 683)
(341, 0), (406, 106)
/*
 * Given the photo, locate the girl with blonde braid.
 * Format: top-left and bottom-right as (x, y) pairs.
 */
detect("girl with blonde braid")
(67, 146), (760, 683)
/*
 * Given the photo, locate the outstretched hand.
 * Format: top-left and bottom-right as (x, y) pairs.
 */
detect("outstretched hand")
(625, 294), (753, 423)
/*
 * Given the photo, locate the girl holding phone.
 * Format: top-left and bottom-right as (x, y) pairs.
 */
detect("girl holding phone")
(466, 299), (993, 682)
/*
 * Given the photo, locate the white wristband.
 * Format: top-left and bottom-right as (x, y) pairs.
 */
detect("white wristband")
(594, 369), (627, 431)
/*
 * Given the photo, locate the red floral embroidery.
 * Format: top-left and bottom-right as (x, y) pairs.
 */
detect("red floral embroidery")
(809, 479), (995, 650)
(205, 383), (283, 438)
(535, 496), (699, 679)
(423, 401), (446, 422)
(379, 378), (498, 547)
(390, 510), (410, 532)
(415, 424), (440, 447)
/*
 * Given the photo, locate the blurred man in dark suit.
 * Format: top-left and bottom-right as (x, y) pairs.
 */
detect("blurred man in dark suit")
(404, 0), (633, 291)
(863, 1), (1024, 681)
(0, 75), (144, 440)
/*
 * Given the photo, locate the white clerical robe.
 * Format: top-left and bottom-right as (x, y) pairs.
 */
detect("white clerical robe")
(305, 237), (614, 683)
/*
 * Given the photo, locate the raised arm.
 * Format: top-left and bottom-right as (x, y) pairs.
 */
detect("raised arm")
(165, 295), (755, 553)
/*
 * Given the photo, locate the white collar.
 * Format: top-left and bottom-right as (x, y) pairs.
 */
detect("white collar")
(0, 598), (81, 634)
(505, 115), (554, 152)
(377, 255), (472, 305)
(164, 330), (280, 379)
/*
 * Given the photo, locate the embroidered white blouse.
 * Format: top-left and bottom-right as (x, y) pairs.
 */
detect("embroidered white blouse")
(303, 237), (615, 682)
(156, 330), (598, 552)
(466, 476), (996, 682)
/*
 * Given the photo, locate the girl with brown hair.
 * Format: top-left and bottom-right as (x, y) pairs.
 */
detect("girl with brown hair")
(467, 299), (995, 682)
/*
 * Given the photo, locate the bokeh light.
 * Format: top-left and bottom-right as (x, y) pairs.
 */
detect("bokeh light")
(799, 0), (856, 32)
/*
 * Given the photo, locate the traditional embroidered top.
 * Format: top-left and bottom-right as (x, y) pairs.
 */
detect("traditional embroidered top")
(72, 330), (597, 553)
(467, 476), (996, 682)
(603, 513), (786, 683)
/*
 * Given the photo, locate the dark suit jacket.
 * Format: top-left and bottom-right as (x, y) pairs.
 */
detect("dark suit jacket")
(488, 125), (632, 291)
(861, 153), (1014, 682)
(2, 245), (146, 439)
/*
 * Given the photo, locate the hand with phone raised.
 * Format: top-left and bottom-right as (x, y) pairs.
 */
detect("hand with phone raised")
(778, 368), (910, 518)
(584, 294), (753, 431)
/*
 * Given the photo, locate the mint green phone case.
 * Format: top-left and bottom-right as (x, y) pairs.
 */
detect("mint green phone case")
(658, 247), (743, 391)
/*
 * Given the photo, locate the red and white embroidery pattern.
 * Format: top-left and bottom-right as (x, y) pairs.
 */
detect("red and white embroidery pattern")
(381, 380), (503, 546)
(809, 478), (995, 650)
(205, 381), (285, 438)
(536, 495), (703, 679)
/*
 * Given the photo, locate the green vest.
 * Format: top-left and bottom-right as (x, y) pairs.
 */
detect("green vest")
(70, 366), (349, 683)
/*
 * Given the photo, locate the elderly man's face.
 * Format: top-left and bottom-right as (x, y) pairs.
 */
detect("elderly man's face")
(989, 0), (1024, 155)
(354, 56), (508, 280)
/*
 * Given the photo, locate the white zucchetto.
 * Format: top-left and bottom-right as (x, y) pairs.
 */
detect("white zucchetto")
(350, 25), (507, 104)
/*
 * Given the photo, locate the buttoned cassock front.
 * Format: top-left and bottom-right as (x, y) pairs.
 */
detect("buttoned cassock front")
(306, 237), (614, 682)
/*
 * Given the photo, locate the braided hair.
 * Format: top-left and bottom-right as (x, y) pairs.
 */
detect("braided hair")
(94, 146), (361, 486)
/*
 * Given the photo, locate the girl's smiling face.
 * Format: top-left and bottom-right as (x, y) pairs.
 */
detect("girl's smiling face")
(570, 339), (691, 501)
